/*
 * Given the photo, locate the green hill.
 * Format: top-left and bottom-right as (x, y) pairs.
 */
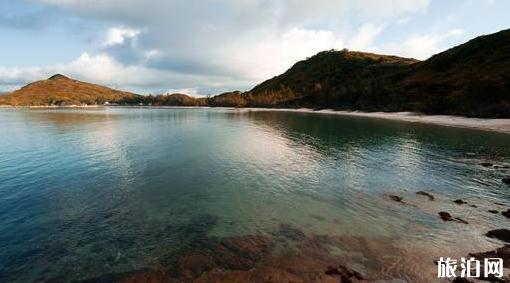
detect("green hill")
(139, 93), (207, 106)
(398, 29), (510, 116)
(246, 28), (510, 117)
(249, 50), (418, 109)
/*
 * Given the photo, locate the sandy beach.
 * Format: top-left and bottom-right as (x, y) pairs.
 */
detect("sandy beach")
(244, 108), (510, 135)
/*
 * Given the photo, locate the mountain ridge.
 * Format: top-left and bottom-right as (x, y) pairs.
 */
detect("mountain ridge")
(244, 28), (510, 117)
(1, 28), (509, 117)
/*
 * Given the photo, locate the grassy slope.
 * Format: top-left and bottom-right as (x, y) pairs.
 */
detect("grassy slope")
(248, 29), (510, 117)
(249, 50), (419, 109)
(0, 74), (139, 106)
(398, 29), (510, 116)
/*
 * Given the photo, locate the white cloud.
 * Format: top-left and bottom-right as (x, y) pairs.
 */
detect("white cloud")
(4, 0), (434, 93)
(223, 28), (344, 81)
(348, 23), (385, 51)
(0, 52), (164, 91)
(166, 87), (199, 96)
(352, 0), (430, 20)
(383, 28), (465, 60)
(0, 52), (249, 94)
(103, 27), (140, 47)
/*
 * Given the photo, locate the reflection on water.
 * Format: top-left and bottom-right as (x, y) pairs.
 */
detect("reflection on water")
(0, 108), (509, 282)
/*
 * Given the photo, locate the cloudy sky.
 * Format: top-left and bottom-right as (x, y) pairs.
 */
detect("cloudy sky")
(0, 0), (509, 95)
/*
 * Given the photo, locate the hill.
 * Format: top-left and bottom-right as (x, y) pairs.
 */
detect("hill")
(0, 74), (139, 106)
(245, 28), (510, 117)
(398, 29), (510, 117)
(249, 50), (418, 108)
(140, 93), (207, 106)
(1, 28), (509, 117)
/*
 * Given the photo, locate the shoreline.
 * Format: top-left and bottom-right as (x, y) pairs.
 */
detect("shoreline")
(243, 108), (510, 135)
(2, 105), (510, 134)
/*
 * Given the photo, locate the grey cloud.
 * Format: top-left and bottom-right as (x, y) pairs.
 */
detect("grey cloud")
(12, 0), (430, 93)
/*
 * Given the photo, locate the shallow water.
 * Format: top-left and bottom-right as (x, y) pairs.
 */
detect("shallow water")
(0, 108), (509, 282)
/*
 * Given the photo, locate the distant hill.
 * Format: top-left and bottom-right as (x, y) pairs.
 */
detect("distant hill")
(141, 93), (207, 106)
(0, 74), (139, 106)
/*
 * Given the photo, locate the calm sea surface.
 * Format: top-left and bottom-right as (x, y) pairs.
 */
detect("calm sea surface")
(0, 108), (509, 282)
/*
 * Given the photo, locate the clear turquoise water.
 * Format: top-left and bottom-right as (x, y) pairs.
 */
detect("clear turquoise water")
(0, 108), (509, 282)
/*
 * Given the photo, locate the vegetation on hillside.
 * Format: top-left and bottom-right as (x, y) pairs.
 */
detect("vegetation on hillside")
(1, 29), (509, 117)
(243, 29), (510, 117)
(0, 74), (138, 106)
(129, 93), (207, 106)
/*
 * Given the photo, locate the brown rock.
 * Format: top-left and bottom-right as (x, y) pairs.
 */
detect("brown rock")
(439, 211), (453, 221)
(416, 191), (434, 201)
(486, 229), (510, 243)
(178, 253), (215, 279)
(277, 224), (307, 241)
(207, 234), (274, 270)
(494, 165), (510, 169)
(221, 234), (273, 259)
(90, 270), (176, 283)
(388, 195), (403, 202)
(438, 212), (468, 224)
(452, 277), (473, 283)
(325, 265), (364, 282)
(470, 245), (510, 268)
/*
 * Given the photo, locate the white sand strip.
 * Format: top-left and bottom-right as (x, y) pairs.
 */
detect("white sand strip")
(243, 108), (510, 134)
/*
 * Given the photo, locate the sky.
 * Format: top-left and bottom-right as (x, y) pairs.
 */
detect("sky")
(0, 0), (509, 96)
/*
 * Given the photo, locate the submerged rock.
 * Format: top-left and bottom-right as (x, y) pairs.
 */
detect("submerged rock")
(388, 195), (403, 203)
(439, 212), (453, 221)
(488, 210), (499, 214)
(178, 253), (215, 280)
(82, 269), (168, 283)
(416, 191), (434, 201)
(221, 235), (274, 259)
(485, 229), (510, 243)
(453, 199), (468, 205)
(466, 245), (510, 282)
(325, 265), (364, 281)
(208, 234), (274, 270)
(502, 209), (510, 218)
(494, 165), (510, 169)
(438, 212), (468, 224)
(470, 245), (510, 268)
(452, 277), (473, 283)
(454, 217), (469, 224)
(503, 178), (510, 185)
(277, 223), (307, 241)
(480, 162), (493, 167)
